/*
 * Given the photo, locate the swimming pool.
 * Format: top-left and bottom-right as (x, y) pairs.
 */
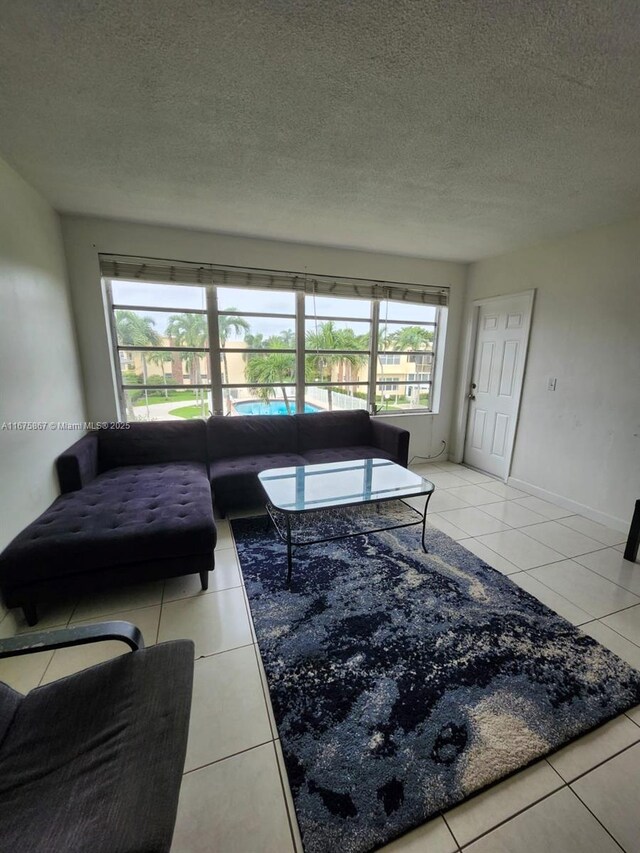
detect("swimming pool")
(234, 401), (320, 416)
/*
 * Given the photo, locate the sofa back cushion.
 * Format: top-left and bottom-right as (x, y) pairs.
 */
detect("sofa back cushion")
(295, 410), (371, 452)
(207, 415), (298, 460)
(98, 420), (208, 470)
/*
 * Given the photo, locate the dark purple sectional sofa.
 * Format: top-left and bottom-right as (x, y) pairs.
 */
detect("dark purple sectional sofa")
(0, 410), (408, 625)
(208, 410), (409, 513)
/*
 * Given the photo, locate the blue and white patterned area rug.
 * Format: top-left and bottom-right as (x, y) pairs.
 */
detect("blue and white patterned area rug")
(232, 510), (640, 853)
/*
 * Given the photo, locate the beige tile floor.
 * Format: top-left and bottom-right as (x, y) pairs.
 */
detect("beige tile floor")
(0, 460), (639, 852)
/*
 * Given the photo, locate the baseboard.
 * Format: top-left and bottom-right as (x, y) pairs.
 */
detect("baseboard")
(506, 476), (629, 533)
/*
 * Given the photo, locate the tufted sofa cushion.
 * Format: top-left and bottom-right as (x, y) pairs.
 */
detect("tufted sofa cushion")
(0, 463), (215, 586)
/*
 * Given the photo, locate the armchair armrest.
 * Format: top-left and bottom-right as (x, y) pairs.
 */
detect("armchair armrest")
(0, 621), (144, 659)
(56, 432), (99, 493)
(371, 419), (410, 467)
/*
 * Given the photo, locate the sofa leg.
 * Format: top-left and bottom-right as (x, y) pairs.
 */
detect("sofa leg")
(23, 602), (38, 627)
(199, 570), (209, 591)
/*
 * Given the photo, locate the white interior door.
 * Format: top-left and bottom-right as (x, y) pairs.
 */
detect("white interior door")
(463, 293), (533, 478)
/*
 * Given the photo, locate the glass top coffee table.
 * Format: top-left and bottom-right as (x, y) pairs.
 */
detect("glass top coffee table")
(258, 458), (435, 583)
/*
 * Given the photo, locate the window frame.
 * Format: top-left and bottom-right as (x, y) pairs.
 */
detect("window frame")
(105, 279), (441, 419)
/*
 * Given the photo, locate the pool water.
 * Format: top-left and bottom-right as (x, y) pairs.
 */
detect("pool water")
(234, 400), (320, 416)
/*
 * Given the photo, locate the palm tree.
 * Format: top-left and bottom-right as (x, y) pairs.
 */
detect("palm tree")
(166, 313), (209, 416)
(389, 326), (433, 352)
(219, 311), (250, 414)
(244, 331), (265, 351)
(377, 326), (434, 409)
(147, 350), (170, 399)
(115, 310), (160, 419)
(305, 321), (368, 409)
(277, 328), (295, 348)
(245, 351), (296, 413)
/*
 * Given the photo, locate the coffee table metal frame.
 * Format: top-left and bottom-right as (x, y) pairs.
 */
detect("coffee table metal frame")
(258, 459), (435, 584)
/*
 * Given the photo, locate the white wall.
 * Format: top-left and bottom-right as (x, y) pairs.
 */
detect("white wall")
(0, 158), (86, 575)
(60, 216), (468, 461)
(462, 216), (640, 529)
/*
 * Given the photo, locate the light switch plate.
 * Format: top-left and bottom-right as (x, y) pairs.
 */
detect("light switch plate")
(547, 377), (557, 391)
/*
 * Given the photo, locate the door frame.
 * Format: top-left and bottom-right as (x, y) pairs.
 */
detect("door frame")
(452, 289), (536, 479)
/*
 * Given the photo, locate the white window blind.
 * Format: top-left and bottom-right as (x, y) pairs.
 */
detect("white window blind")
(99, 255), (449, 307)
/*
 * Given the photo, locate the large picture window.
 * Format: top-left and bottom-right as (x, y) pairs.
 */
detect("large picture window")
(104, 261), (445, 421)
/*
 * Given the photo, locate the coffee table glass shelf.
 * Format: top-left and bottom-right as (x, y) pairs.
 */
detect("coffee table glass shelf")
(258, 458), (435, 583)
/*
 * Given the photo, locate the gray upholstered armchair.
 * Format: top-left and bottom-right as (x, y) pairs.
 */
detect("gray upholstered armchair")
(0, 622), (193, 852)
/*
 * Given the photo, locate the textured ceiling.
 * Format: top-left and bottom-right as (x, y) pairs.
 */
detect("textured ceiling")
(0, 0), (639, 261)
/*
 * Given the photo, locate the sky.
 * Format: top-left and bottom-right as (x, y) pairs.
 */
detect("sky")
(111, 281), (436, 341)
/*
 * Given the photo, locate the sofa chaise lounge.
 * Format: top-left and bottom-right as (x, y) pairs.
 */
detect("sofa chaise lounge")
(0, 420), (216, 625)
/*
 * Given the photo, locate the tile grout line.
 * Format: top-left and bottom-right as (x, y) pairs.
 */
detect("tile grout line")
(570, 569), (640, 601)
(36, 649), (57, 688)
(438, 483), (617, 547)
(583, 599), (640, 623)
(182, 738), (275, 777)
(194, 641), (255, 662)
(509, 571), (601, 621)
(251, 640), (279, 741)
(69, 599), (163, 626)
(452, 738), (640, 850)
(516, 566), (640, 621)
(270, 739), (302, 853)
(557, 737), (640, 787)
(553, 516), (626, 546)
(597, 619), (640, 649)
(508, 573), (599, 623)
(493, 516), (612, 559)
(440, 812), (462, 852)
(505, 563), (640, 632)
(154, 600), (161, 645)
(452, 772), (567, 849)
(163, 580), (243, 607)
(566, 786), (628, 853)
(624, 711), (640, 728)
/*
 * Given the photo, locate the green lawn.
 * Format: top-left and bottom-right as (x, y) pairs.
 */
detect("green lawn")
(169, 405), (207, 419)
(133, 391), (198, 407)
(374, 394), (430, 412)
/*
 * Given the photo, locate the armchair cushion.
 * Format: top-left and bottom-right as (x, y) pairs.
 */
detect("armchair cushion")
(0, 683), (20, 745)
(0, 640), (194, 853)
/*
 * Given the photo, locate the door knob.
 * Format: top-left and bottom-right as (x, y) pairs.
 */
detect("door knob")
(468, 393), (476, 400)
(468, 381), (477, 400)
